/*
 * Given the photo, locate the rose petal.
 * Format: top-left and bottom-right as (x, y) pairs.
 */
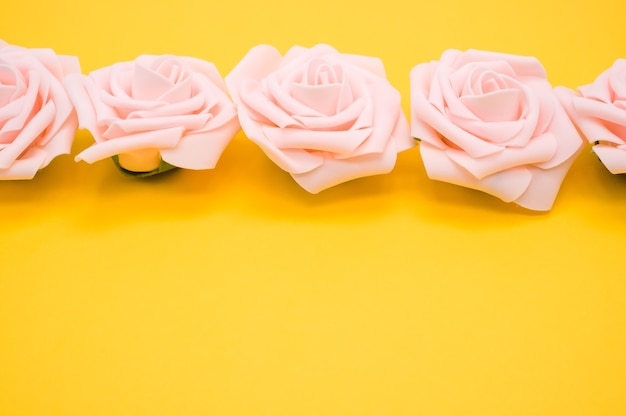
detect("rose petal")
(533, 101), (582, 170)
(446, 132), (557, 179)
(338, 82), (402, 158)
(391, 111), (414, 152)
(566, 95), (626, 146)
(0, 100), (55, 169)
(225, 44), (283, 102)
(281, 45), (319, 67)
(513, 155), (578, 211)
(460, 89), (521, 122)
(592, 144), (626, 174)
(157, 75), (192, 103)
(131, 63), (175, 101)
(0, 65), (19, 106)
(127, 92), (205, 119)
(0, 147), (48, 180)
(160, 116), (240, 169)
(0, 85), (17, 105)
(64, 73), (99, 133)
(572, 95), (626, 128)
(180, 57), (229, 95)
(557, 86), (623, 150)
(238, 110), (322, 174)
(263, 125), (373, 153)
(454, 75), (542, 148)
(75, 126), (184, 164)
(450, 49), (546, 79)
(277, 44), (337, 76)
(239, 78), (299, 128)
(578, 63), (615, 103)
(410, 63), (503, 157)
(420, 141), (532, 202)
(58, 55), (81, 77)
(198, 102), (238, 132)
(330, 103), (412, 159)
(458, 62), (518, 95)
(150, 56), (188, 84)
(105, 63), (133, 98)
(38, 113), (76, 167)
(1, 69), (40, 134)
(267, 74), (326, 117)
(0, 97), (25, 140)
(103, 114), (212, 139)
(290, 83), (343, 116)
(292, 139), (398, 193)
(292, 98), (366, 130)
(37, 73), (74, 146)
(410, 63), (448, 147)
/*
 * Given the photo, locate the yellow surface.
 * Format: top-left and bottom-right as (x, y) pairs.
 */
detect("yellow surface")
(1, 0), (626, 415)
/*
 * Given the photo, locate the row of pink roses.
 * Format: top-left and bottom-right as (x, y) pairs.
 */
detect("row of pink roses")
(1, 40), (624, 211)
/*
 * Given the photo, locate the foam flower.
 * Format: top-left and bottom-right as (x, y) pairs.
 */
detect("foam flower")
(411, 49), (583, 211)
(0, 40), (79, 179)
(225, 44), (414, 193)
(64, 54), (239, 176)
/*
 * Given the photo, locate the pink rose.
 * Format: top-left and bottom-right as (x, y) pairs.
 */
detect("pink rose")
(225, 44), (414, 193)
(557, 59), (626, 174)
(0, 40), (79, 179)
(411, 49), (583, 211)
(64, 55), (239, 174)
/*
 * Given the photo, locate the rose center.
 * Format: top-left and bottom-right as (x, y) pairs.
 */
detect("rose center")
(457, 69), (523, 122)
(131, 57), (192, 102)
(287, 59), (352, 116)
(153, 58), (187, 84)
(304, 59), (343, 86)
(473, 70), (508, 94)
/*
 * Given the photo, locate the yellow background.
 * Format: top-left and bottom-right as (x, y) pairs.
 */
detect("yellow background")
(2, 0), (626, 415)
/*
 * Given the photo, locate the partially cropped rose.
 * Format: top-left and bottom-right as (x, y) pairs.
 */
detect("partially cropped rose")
(557, 59), (626, 174)
(0, 40), (79, 179)
(225, 44), (414, 193)
(64, 54), (239, 174)
(411, 49), (583, 211)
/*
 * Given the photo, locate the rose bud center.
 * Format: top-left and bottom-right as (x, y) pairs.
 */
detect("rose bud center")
(290, 59), (351, 116)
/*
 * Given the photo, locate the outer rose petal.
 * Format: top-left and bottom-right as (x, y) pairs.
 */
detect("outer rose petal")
(160, 117), (240, 169)
(445, 49), (547, 80)
(592, 145), (626, 174)
(38, 112), (77, 167)
(514, 152), (580, 211)
(0, 147), (48, 180)
(420, 142), (532, 202)
(534, 95), (582, 170)
(238, 110), (324, 174)
(74, 127), (185, 163)
(225, 45), (283, 103)
(292, 139), (399, 193)
(227, 44), (413, 193)
(63, 73), (102, 134)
